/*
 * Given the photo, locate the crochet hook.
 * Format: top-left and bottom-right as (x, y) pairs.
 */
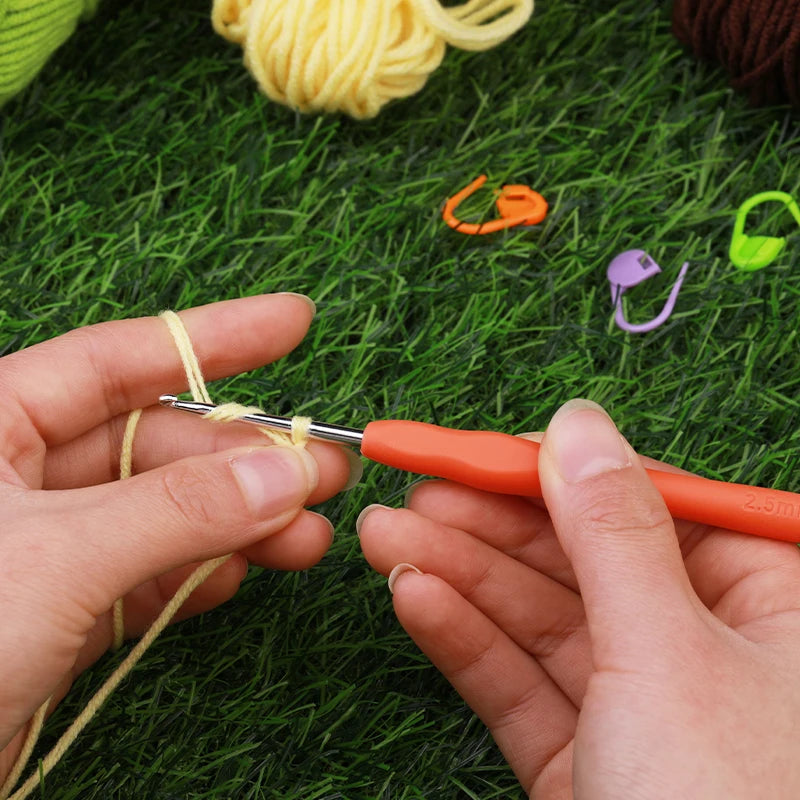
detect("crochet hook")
(159, 394), (800, 544)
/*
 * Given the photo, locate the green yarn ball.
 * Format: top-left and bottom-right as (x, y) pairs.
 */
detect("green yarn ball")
(0, 0), (98, 105)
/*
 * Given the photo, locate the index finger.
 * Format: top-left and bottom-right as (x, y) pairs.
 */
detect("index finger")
(0, 294), (315, 449)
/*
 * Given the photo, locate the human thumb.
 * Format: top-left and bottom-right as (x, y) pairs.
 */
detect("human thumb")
(37, 445), (319, 605)
(538, 399), (697, 665)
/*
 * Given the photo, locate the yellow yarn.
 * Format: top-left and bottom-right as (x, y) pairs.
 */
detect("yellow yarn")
(112, 407), (142, 650)
(211, 0), (533, 119)
(204, 403), (312, 447)
(0, 702), (47, 800)
(2, 310), (311, 800)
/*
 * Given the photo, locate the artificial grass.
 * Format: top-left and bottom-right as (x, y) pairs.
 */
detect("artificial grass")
(2, 0), (800, 796)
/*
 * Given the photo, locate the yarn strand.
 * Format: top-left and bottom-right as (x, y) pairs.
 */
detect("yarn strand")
(5, 557), (232, 800)
(0, 701), (48, 800)
(112, 407), (143, 650)
(415, 0), (534, 50)
(160, 310), (213, 405)
(2, 309), (310, 799)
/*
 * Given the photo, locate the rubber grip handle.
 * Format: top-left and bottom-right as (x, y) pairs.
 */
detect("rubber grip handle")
(361, 420), (542, 496)
(361, 420), (800, 543)
(646, 471), (800, 542)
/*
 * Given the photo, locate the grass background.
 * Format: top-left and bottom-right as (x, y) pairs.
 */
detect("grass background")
(2, 0), (800, 796)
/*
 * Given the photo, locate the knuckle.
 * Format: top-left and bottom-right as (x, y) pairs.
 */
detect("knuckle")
(71, 325), (137, 418)
(527, 615), (583, 661)
(492, 673), (550, 733)
(447, 636), (494, 683)
(160, 463), (223, 531)
(577, 490), (673, 539)
(460, 559), (496, 602)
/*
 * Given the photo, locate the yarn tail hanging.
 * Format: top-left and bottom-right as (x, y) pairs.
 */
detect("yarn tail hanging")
(211, 0), (534, 119)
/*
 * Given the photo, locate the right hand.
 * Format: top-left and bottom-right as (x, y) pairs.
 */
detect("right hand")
(359, 399), (800, 798)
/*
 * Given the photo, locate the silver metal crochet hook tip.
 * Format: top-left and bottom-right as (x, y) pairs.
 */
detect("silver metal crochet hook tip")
(157, 394), (364, 447)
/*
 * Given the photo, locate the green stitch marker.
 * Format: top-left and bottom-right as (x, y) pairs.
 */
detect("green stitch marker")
(730, 191), (800, 271)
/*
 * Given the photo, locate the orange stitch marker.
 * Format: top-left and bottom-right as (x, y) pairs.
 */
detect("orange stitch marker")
(442, 174), (548, 235)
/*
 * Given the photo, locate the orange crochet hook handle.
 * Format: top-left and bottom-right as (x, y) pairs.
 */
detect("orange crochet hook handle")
(361, 420), (800, 543)
(362, 420), (543, 496)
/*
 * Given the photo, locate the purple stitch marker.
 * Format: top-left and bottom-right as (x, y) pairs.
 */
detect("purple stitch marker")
(607, 250), (689, 333)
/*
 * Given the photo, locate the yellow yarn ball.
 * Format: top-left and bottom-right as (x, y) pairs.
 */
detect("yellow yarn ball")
(211, 0), (533, 119)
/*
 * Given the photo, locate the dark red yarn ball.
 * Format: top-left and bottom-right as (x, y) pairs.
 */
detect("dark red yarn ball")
(672, 0), (800, 107)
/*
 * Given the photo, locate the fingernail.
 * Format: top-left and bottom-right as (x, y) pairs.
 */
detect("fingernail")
(387, 563), (423, 594)
(546, 399), (631, 484)
(231, 447), (318, 517)
(276, 292), (316, 317)
(343, 447), (364, 491)
(355, 503), (391, 536)
(516, 431), (544, 442)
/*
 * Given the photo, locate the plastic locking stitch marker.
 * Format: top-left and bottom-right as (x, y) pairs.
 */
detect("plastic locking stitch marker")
(161, 395), (800, 544)
(730, 191), (800, 271)
(442, 174), (548, 234)
(607, 250), (689, 333)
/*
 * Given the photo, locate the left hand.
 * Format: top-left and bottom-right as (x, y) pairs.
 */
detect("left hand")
(0, 294), (355, 780)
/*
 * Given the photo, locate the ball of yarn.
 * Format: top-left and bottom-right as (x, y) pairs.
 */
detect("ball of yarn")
(0, 0), (98, 105)
(211, 0), (534, 119)
(672, 0), (800, 107)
